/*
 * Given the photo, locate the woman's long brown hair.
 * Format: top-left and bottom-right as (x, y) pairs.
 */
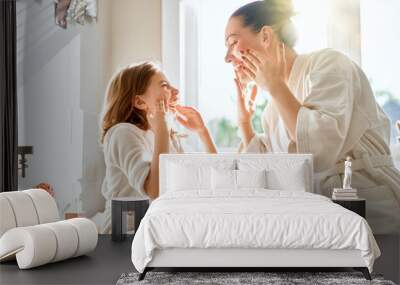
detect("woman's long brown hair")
(100, 62), (158, 144)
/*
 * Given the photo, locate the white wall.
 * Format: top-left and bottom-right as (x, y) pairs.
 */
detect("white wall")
(17, 0), (82, 214)
(77, 0), (113, 217)
(16, 0), (112, 216)
(16, 0), (81, 146)
(111, 0), (161, 72)
(17, 0), (162, 218)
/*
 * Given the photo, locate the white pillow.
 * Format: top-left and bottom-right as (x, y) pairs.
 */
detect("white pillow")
(167, 162), (211, 191)
(236, 169), (268, 189)
(267, 162), (306, 191)
(211, 168), (236, 190)
(211, 168), (268, 190)
(238, 159), (309, 191)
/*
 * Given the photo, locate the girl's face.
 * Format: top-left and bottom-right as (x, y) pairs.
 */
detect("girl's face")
(224, 16), (274, 83)
(135, 71), (179, 113)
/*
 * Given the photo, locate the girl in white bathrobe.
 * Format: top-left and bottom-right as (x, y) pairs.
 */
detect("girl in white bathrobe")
(95, 62), (217, 233)
(225, 0), (400, 233)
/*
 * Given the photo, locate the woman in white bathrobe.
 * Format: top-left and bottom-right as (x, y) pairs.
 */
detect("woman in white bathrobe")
(94, 62), (217, 233)
(225, 0), (400, 233)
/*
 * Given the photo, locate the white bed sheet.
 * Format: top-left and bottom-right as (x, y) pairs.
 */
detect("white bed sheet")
(131, 190), (380, 273)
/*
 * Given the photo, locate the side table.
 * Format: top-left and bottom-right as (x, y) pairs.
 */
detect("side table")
(332, 198), (366, 218)
(112, 197), (149, 242)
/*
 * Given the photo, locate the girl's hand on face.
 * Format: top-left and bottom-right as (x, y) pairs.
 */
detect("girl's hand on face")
(147, 97), (169, 135)
(167, 89), (179, 113)
(235, 70), (258, 125)
(168, 96), (179, 114)
(240, 44), (286, 93)
(175, 105), (207, 133)
(168, 102), (177, 113)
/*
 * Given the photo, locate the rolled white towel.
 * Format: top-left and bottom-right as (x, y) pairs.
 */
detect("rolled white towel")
(0, 225), (57, 268)
(0, 196), (17, 237)
(24, 189), (59, 224)
(66, 218), (98, 257)
(0, 189), (59, 238)
(0, 218), (98, 269)
(42, 221), (79, 262)
(0, 191), (39, 228)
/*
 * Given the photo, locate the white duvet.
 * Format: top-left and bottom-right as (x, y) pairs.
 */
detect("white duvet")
(131, 190), (380, 273)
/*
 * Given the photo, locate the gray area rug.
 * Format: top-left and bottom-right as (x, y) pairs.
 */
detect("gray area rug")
(116, 271), (396, 285)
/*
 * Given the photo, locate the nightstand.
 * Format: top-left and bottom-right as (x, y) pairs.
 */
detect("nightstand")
(111, 197), (149, 242)
(332, 198), (366, 218)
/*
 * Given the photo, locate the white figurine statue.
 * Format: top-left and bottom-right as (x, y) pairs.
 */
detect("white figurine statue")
(343, 156), (352, 189)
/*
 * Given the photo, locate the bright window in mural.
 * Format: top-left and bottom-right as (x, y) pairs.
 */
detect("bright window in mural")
(360, 0), (400, 144)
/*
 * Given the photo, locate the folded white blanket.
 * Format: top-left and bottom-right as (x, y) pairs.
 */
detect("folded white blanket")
(131, 190), (380, 273)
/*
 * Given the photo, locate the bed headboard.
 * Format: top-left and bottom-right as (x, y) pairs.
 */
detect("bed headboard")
(159, 153), (314, 195)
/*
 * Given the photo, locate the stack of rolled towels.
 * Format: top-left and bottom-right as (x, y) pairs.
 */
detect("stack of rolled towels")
(0, 189), (98, 269)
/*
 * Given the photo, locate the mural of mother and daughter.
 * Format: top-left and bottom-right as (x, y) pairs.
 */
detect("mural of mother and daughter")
(93, 0), (400, 235)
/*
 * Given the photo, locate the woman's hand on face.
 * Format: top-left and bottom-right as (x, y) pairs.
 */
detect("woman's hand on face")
(175, 105), (207, 133)
(147, 97), (169, 135)
(168, 91), (179, 113)
(240, 45), (286, 93)
(234, 63), (252, 85)
(235, 70), (258, 125)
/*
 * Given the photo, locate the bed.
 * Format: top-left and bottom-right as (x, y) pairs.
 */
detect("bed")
(131, 154), (380, 281)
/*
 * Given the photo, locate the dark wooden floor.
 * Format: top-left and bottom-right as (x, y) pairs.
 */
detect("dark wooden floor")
(0, 235), (398, 285)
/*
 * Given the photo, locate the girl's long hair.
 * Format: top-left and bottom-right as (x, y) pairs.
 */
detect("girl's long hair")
(100, 62), (159, 144)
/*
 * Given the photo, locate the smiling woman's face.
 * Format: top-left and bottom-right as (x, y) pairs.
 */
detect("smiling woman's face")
(136, 71), (179, 113)
(224, 16), (264, 83)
